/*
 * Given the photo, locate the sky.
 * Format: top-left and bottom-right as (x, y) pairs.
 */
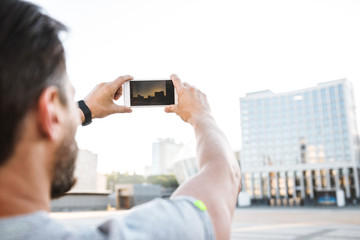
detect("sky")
(132, 81), (167, 97)
(31, 0), (360, 174)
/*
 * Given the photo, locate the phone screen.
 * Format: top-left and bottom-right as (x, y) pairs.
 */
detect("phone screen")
(130, 80), (175, 106)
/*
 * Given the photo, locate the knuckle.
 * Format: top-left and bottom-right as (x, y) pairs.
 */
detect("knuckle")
(98, 82), (107, 88)
(104, 83), (112, 91)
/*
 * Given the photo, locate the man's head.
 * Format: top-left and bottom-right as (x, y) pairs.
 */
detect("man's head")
(0, 0), (79, 198)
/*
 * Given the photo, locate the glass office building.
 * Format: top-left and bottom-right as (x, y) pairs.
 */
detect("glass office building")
(240, 79), (360, 205)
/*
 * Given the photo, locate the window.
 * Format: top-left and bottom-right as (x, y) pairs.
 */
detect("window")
(312, 90), (318, 103)
(329, 86), (336, 101)
(337, 84), (344, 99)
(321, 88), (327, 103)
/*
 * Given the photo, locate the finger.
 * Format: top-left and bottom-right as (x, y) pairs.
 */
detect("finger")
(183, 82), (191, 88)
(113, 104), (132, 113)
(184, 82), (199, 91)
(164, 104), (176, 113)
(170, 74), (184, 91)
(191, 85), (199, 91)
(114, 87), (123, 100)
(111, 75), (134, 92)
(114, 92), (121, 100)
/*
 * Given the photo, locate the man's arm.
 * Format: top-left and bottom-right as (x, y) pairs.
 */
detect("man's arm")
(165, 74), (241, 240)
(78, 75), (133, 124)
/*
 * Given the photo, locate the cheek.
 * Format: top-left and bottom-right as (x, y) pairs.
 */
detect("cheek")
(71, 102), (81, 127)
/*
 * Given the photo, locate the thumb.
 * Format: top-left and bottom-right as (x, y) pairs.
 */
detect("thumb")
(113, 104), (132, 113)
(164, 104), (176, 113)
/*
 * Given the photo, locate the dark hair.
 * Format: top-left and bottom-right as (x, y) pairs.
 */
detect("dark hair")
(0, 0), (68, 166)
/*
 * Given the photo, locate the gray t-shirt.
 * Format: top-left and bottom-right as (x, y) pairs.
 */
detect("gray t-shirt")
(0, 196), (215, 240)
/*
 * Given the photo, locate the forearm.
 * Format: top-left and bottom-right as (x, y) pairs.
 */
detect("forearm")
(166, 74), (241, 240)
(193, 115), (240, 177)
(192, 115), (241, 239)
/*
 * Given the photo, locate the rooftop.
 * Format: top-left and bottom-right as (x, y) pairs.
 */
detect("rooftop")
(242, 78), (348, 99)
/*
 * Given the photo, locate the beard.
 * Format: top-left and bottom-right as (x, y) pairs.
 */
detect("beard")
(50, 124), (78, 199)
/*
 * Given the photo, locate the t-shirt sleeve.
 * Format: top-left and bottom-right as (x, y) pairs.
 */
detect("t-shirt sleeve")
(97, 196), (215, 240)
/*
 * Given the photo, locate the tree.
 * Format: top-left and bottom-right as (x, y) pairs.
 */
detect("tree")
(106, 172), (179, 192)
(147, 175), (179, 188)
(106, 171), (145, 191)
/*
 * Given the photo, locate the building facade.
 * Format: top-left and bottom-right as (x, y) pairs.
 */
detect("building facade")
(70, 149), (107, 192)
(115, 183), (162, 209)
(51, 149), (110, 211)
(151, 139), (184, 175)
(240, 79), (360, 205)
(172, 141), (198, 184)
(71, 149), (98, 191)
(172, 141), (241, 185)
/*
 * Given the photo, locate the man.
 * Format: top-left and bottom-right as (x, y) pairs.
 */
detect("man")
(0, 0), (241, 239)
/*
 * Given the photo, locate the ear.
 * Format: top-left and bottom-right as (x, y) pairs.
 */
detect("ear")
(37, 87), (64, 141)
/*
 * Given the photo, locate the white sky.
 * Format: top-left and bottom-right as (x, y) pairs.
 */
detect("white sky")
(31, 0), (360, 174)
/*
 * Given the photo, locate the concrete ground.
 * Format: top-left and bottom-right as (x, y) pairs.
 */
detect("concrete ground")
(231, 207), (360, 240)
(51, 207), (360, 240)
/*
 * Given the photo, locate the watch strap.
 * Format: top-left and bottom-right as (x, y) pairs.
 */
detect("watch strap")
(78, 100), (92, 126)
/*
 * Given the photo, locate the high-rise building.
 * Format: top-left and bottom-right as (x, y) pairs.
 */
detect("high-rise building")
(240, 79), (360, 205)
(172, 141), (240, 185)
(51, 149), (109, 211)
(71, 149), (107, 192)
(151, 139), (184, 175)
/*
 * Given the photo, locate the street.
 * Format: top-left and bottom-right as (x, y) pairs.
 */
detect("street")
(231, 207), (360, 240)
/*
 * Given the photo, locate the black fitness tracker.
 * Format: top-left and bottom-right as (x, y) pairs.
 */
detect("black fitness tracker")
(78, 100), (92, 126)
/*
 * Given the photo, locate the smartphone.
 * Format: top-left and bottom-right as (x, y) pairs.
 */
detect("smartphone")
(123, 79), (178, 107)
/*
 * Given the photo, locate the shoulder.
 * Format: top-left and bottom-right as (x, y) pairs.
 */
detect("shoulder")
(0, 211), (104, 240)
(98, 196), (215, 240)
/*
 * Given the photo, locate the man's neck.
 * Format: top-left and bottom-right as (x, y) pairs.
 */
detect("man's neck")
(0, 141), (53, 217)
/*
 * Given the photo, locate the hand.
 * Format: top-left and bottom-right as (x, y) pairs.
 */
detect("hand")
(80, 75), (133, 122)
(165, 74), (212, 126)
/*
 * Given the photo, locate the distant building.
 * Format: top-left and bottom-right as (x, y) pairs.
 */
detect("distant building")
(172, 142), (198, 184)
(144, 165), (152, 178)
(51, 149), (110, 211)
(51, 192), (110, 212)
(155, 91), (165, 98)
(240, 79), (360, 205)
(71, 149), (98, 192)
(151, 139), (184, 175)
(115, 183), (162, 209)
(172, 141), (240, 185)
(97, 173), (107, 191)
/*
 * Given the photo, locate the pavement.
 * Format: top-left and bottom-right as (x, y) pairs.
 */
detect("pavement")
(231, 207), (360, 240)
(50, 207), (360, 240)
